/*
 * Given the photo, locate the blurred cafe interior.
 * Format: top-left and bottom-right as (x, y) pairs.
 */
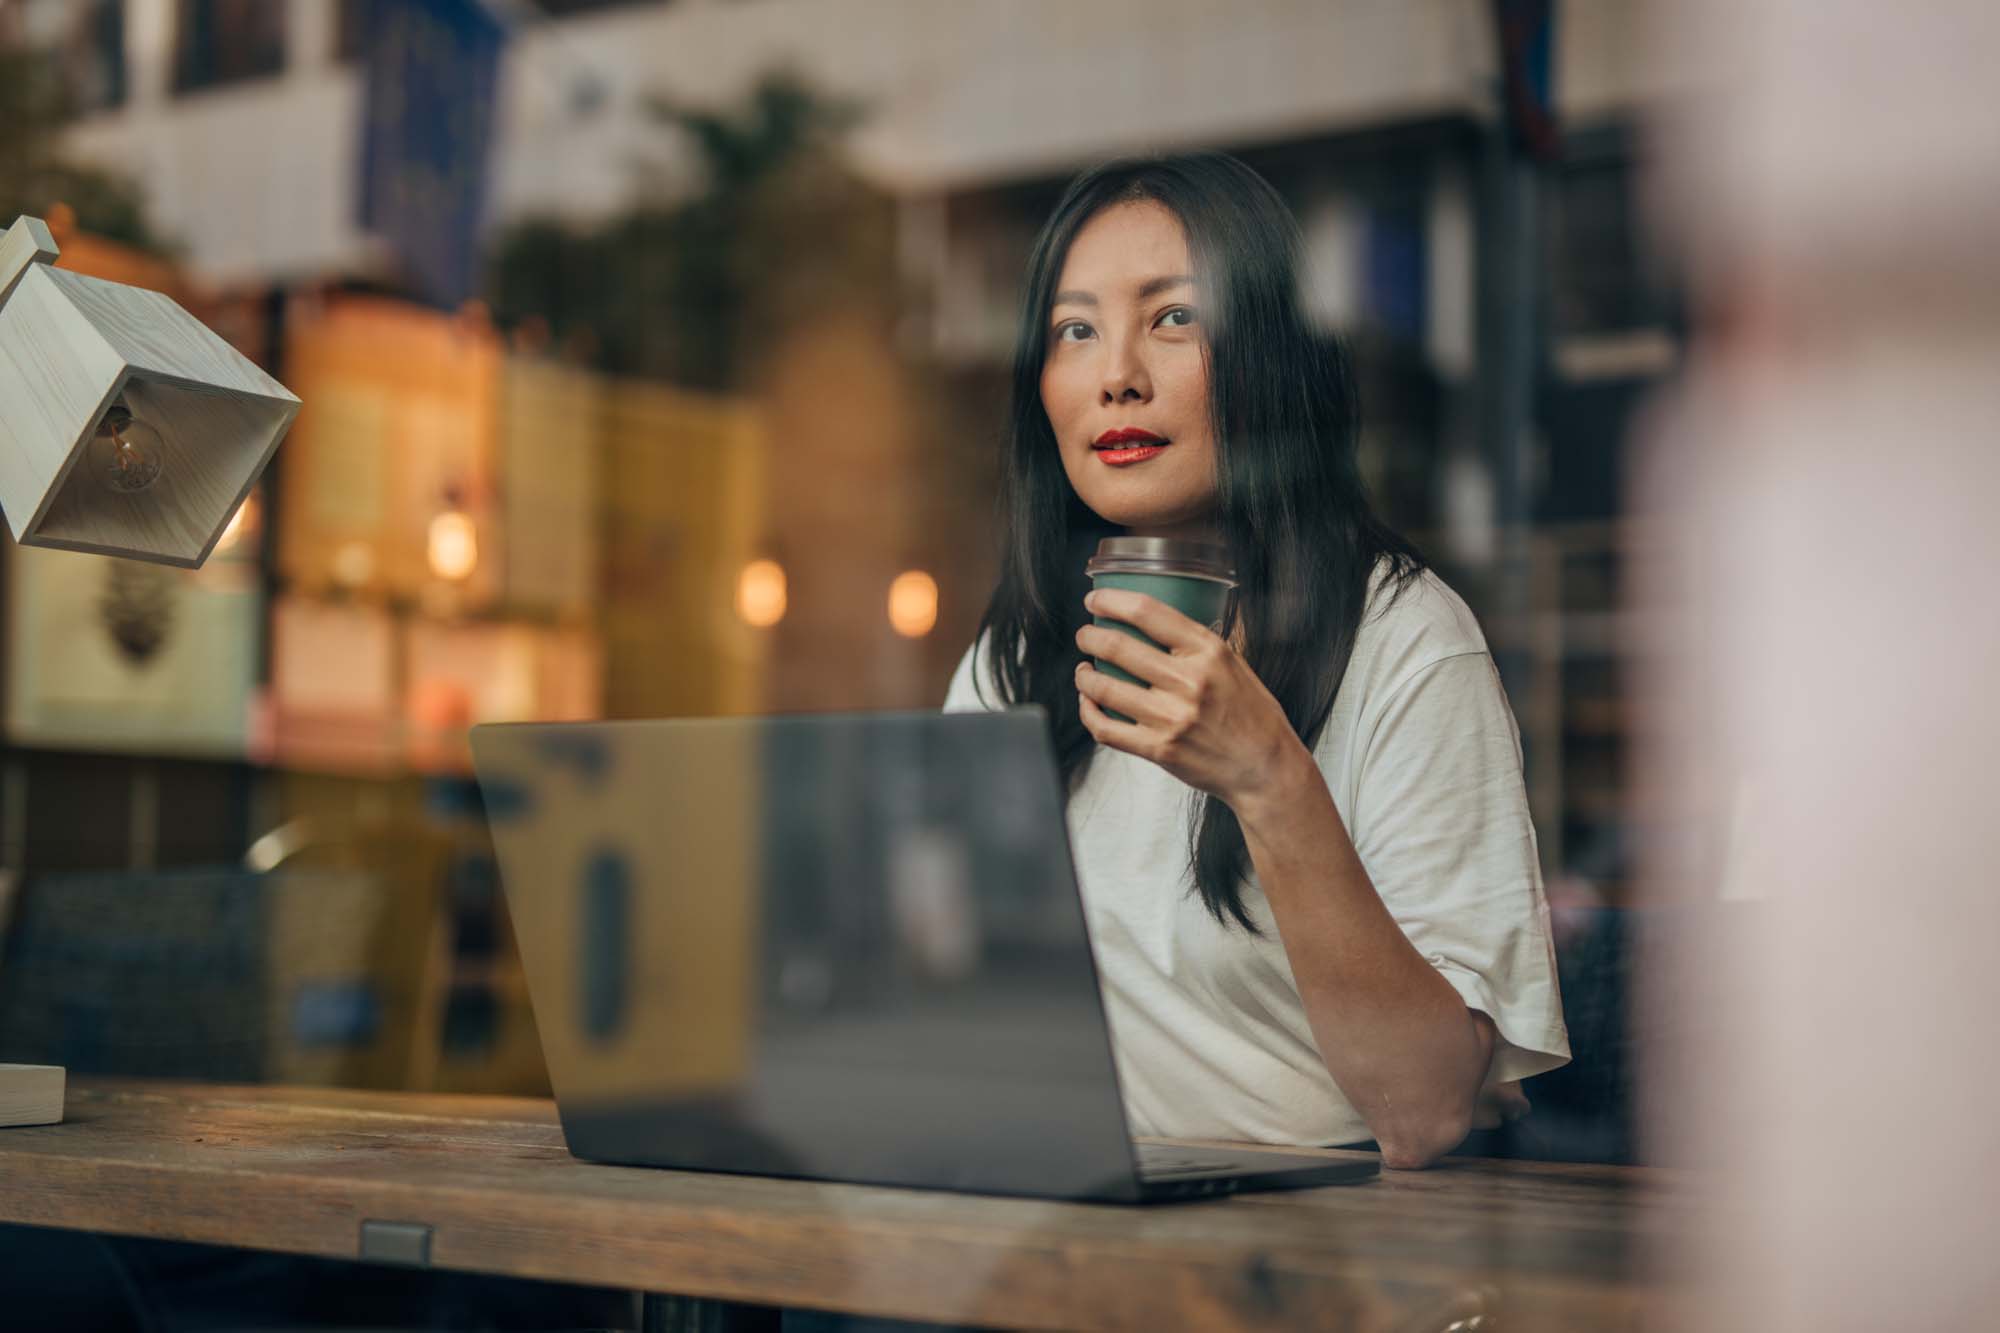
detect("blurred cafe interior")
(0, 0), (1666, 1115)
(2, 1), (1996, 1330)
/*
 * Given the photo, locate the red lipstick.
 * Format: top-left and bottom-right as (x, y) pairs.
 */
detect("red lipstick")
(1092, 426), (1170, 466)
(1093, 427), (1167, 447)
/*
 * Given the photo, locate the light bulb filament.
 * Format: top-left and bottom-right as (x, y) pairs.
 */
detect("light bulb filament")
(90, 397), (166, 494)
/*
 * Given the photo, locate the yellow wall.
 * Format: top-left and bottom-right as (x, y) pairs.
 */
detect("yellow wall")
(598, 381), (770, 721)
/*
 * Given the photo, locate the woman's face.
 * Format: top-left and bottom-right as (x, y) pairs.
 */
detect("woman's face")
(1041, 200), (1218, 540)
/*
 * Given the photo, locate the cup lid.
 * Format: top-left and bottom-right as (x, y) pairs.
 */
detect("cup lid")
(1086, 536), (1237, 584)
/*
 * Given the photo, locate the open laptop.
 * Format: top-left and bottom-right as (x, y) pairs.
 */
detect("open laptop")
(469, 708), (1377, 1202)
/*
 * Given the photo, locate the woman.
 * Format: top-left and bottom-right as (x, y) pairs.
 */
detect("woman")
(944, 153), (1568, 1168)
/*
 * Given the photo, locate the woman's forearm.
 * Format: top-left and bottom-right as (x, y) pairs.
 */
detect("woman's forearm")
(1230, 742), (1494, 1167)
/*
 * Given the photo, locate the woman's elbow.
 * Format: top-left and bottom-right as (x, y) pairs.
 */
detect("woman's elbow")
(1375, 1104), (1474, 1171)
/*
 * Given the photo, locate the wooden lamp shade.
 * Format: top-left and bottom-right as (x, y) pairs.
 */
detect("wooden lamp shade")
(0, 216), (303, 1128)
(0, 215), (300, 567)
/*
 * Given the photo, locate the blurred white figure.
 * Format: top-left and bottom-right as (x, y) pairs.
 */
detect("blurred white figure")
(1640, 0), (2000, 1326)
(887, 827), (981, 983)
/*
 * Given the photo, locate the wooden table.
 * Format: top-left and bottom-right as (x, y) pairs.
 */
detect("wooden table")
(0, 1080), (1693, 1331)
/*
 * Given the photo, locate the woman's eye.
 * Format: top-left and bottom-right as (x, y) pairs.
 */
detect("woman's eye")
(1156, 306), (1198, 329)
(1054, 321), (1095, 343)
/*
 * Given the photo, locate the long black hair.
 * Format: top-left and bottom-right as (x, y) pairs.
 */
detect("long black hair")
(973, 151), (1425, 933)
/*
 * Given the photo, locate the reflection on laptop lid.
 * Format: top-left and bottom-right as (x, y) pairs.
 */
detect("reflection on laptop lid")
(471, 710), (1375, 1202)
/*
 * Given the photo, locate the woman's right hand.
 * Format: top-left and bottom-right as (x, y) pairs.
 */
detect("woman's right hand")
(1470, 1081), (1531, 1129)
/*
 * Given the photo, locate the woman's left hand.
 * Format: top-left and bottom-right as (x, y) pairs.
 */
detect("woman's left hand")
(1075, 589), (1310, 809)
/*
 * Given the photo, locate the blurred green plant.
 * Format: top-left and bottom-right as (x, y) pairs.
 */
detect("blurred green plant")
(487, 71), (897, 390)
(0, 46), (172, 254)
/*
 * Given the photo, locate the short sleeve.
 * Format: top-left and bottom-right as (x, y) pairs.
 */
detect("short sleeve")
(1343, 652), (1571, 1084)
(942, 635), (1002, 713)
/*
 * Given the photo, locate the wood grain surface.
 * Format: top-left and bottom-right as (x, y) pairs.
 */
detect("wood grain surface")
(0, 1080), (1699, 1331)
(0, 1063), (64, 1126)
(0, 215), (59, 305)
(0, 261), (125, 537)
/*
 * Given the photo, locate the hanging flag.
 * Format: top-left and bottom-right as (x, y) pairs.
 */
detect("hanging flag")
(357, 0), (506, 307)
(1491, 0), (1559, 161)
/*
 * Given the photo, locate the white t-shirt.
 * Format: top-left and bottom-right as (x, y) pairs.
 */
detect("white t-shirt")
(943, 564), (1570, 1146)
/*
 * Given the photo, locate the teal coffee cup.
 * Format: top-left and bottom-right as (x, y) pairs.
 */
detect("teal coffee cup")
(1085, 537), (1238, 724)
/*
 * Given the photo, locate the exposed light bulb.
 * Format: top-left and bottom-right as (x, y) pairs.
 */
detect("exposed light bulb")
(88, 398), (166, 494)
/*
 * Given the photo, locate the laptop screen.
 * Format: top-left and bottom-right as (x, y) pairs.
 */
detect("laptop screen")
(470, 709), (1140, 1196)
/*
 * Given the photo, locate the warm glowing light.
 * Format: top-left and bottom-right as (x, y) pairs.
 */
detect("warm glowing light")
(216, 507), (246, 552)
(737, 559), (787, 628)
(214, 491), (260, 553)
(428, 510), (479, 581)
(331, 540), (376, 588)
(888, 570), (938, 639)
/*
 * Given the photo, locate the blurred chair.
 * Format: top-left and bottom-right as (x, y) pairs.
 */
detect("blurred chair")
(0, 824), (627, 1331)
(1483, 904), (1639, 1163)
(0, 820), (453, 1090)
(244, 814), (460, 1089)
(1467, 900), (1765, 1165)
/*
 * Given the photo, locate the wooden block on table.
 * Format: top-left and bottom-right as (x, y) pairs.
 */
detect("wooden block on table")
(0, 1064), (64, 1127)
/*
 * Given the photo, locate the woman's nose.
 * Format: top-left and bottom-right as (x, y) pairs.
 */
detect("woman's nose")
(1099, 341), (1152, 404)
